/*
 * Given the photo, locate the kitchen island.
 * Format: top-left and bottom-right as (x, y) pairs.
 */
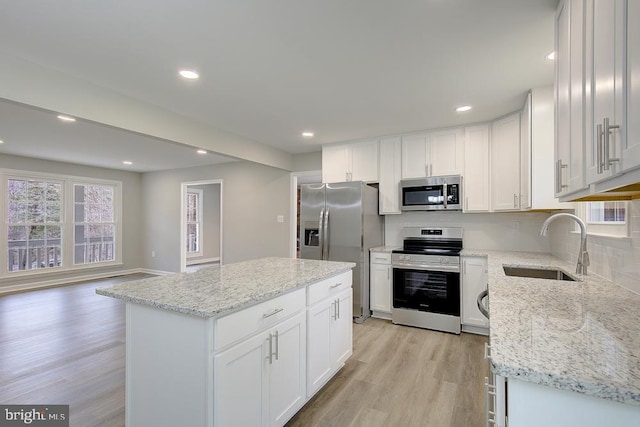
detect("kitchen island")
(97, 257), (355, 427)
(463, 250), (640, 426)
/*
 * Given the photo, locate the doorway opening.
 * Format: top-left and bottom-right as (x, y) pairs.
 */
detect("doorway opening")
(289, 171), (321, 258)
(180, 180), (223, 272)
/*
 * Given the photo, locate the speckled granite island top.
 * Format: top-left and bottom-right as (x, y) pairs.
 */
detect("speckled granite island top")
(96, 257), (355, 318)
(462, 249), (640, 405)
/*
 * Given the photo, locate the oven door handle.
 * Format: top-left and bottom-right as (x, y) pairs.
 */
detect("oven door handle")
(392, 263), (460, 273)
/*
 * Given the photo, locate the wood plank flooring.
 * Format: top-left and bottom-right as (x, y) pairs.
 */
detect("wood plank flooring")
(286, 318), (489, 427)
(0, 277), (488, 427)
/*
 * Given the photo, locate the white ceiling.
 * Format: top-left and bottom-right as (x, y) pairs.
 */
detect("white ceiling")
(0, 0), (558, 171)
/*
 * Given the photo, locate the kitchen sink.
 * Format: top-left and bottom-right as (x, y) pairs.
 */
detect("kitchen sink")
(503, 266), (576, 282)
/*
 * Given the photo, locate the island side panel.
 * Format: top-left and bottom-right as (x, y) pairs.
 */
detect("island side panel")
(126, 303), (213, 427)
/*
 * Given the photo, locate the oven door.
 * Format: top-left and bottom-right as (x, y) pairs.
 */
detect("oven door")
(392, 266), (460, 316)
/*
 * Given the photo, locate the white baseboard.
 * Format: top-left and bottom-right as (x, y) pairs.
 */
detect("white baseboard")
(0, 268), (170, 295)
(139, 268), (173, 276)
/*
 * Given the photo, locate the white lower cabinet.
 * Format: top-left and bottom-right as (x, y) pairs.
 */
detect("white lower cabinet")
(369, 250), (392, 319)
(504, 378), (640, 427)
(461, 256), (489, 334)
(214, 312), (306, 427)
(307, 287), (353, 398)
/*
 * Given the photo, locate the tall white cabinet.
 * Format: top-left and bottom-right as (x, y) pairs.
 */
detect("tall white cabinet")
(491, 113), (522, 211)
(463, 124), (491, 212)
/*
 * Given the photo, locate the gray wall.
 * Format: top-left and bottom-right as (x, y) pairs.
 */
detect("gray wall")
(142, 160), (292, 272)
(292, 151), (321, 172)
(187, 183), (221, 263)
(0, 153), (143, 288)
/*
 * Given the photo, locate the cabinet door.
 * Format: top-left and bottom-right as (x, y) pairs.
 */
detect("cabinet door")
(331, 288), (353, 368)
(587, 0), (625, 183)
(306, 300), (333, 397)
(520, 92), (532, 210)
(556, 0), (572, 196)
(401, 134), (429, 179)
(350, 140), (379, 182)
(214, 332), (267, 427)
(464, 124), (490, 212)
(430, 128), (465, 176)
(624, 0), (640, 171)
(491, 113), (521, 211)
(370, 262), (391, 314)
(322, 145), (350, 183)
(378, 137), (402, 214)
(268, 312), (306, 427)
(461, 257), (489, 329)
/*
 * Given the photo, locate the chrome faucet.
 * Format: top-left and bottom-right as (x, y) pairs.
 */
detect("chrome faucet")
(540, 213), (590, 275)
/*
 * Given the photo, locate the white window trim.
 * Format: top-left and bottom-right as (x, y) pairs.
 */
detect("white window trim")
(1, 168), (123, 278)
(186, 188), (204, 259)
(574, 201), (630, 239)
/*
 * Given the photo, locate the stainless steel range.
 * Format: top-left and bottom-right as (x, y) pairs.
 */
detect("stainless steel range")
(391, 227), (462, 334)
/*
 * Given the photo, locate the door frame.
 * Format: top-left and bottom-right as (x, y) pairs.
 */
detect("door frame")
(180, 179), (223, 272)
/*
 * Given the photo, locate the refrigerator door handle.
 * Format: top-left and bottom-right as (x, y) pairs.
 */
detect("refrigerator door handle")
(323, 208), (330, 260)
(318, 209), (325, 259)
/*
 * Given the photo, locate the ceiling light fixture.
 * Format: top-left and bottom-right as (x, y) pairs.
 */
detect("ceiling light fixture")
(197, 149), (207, 154)
(122, 161), (133, 165)
(179, 69), (199, 80)
(0, 140), (4, 144)
(302, 132), (314, 138)
(455, 105), (472, 112)
(57, 114), (76, 122)
(546, 51), (556, 61)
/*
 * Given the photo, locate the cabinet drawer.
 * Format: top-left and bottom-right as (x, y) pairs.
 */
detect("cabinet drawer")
(370, 252), (391, 264)
(307, 271), (352, 306)
(215, 287), (305, 351)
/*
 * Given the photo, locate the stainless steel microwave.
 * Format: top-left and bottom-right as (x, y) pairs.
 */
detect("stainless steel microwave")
(400, 175), (462, 211)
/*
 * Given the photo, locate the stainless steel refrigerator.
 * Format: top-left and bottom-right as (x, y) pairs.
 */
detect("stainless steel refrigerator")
(299, 181), (384, 323)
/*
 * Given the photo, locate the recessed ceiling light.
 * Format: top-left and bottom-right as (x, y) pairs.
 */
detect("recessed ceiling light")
(57, 114), (76, 122)
(197, 149), (207, 154)
(179, 69), (199, 80)
(0, 140), (4, 144)
(122, 161), (133, 165)
(546, 51), (556, 61)
(302, 132), (314, 138)
(455, 105), (472, 112)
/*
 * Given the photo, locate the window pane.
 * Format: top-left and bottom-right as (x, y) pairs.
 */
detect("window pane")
(587, 201), (626, 224)
(73, 183), (116, 265)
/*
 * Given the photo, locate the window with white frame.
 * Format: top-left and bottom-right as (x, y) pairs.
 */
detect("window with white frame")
(7, 177), (63, 272)
(186, 189), (203, 257)
(73, 183), (116, 264)
(576, 201), (629, 238)
(2, 170), (122, 276)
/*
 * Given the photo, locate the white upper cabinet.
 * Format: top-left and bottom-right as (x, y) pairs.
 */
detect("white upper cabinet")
(378, 136), (402, 215)
(623, 1), (640, 171)
(586, 0), (625, 184)
(520, 92), (532, 210)
(322, 140), (379, 183)
(401, 129), (464, 179)
(491, 112), (522, 211)
(401, 133), (430, 179)
(463, 124), (491, 212)
(555, 0), (587, 197)
(556, 0), (640, 200)
(430, 128), (465, 176)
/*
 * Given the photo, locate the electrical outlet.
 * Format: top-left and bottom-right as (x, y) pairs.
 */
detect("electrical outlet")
(151, 251), (156, 258)
(277, 215), (284, 223)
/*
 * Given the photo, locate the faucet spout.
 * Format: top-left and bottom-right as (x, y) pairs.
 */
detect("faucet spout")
(539, 213), (589, 276)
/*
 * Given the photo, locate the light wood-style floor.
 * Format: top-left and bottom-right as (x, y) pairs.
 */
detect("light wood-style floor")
(0, 276), (488, 427)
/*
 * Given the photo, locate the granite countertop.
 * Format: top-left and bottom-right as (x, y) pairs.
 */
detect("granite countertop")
(462, 249), (640, 405)
(96, 257), (355, 318)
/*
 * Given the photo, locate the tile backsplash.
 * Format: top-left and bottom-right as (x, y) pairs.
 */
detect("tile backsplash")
(550, 200), (640, 294)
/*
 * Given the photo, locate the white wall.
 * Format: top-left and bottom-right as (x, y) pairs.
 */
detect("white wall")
(142, 160), (292, 272)
(550, 200), (640, 294)
(0, 153), (144, 289)
(385, 210), (554, 252)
